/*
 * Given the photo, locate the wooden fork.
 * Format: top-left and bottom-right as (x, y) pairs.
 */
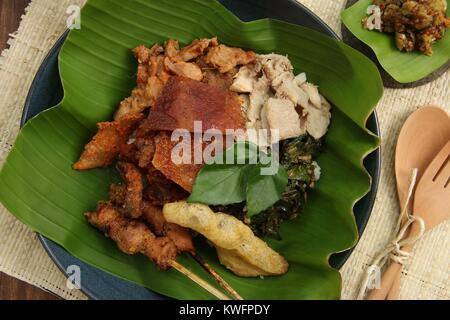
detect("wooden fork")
(368, 140), (450, 300)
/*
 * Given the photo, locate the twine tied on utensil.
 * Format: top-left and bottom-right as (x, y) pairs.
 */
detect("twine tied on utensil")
(356, 168), (426, 300)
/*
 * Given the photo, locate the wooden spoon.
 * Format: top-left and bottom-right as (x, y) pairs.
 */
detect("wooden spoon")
(367, 106), (450, 300)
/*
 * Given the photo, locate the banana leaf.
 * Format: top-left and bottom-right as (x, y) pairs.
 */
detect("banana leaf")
(342, 0), (450, 83)
(0, 0), (382, 299)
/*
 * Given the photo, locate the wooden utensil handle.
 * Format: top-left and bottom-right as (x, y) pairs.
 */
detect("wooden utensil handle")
(387, 272), (402, 300)
(367, 237), (418, 300)
(386, 223), (421, 300)
(387, 245), (413, 300)
(366, 262), (402, 300)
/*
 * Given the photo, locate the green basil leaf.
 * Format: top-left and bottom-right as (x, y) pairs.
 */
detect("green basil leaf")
(207, 141), (259, 165)
(188, 164), (251, 205)
(190, 142), (288, 214)
(189, 142), (261, 205)
(246, 162), (289, 217)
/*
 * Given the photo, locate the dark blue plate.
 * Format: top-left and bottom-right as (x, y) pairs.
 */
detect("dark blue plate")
(22, 0), (380, 300)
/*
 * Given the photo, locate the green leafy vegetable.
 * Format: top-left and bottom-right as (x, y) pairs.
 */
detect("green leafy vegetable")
(246, 163), (289, 217)
(189, 142), (288, 216)
(188, 164), (250, 205)
(218, 135), (323, 238)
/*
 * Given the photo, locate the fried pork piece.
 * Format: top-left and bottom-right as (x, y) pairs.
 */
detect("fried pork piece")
(163, 38), (220, 80)
(203, 68), (237, 90)
(114, 88), (154, 121)
(205, 44), (256, 73)
(114, 76), (165, 121)
(114, 45), (165, 121)
(134, 44), (164, 64)
(164, 39), (180, 59)
(175, 38), (218, 62)
(165, 223), (196, 255)
(133, 44), (165, 84)
(135, 126), (157, 168)
(146, 76), (165, 102)
(133, 44), (162, 84)
(145, 167), (189, 205)
(119, 126), (157, 169)
(73, 113), (144, 170)
(109, 184), (127, 206)
(117, 162), (144, 219)
(142, 201), (195, 254)
(104, 185), (194, 255)
(107, 182), (194, 254)
(119, 143), (139, 164)
(149, 55), (171, 84)
(142, 201), (165, 236)
(114, 38), (253, 121)
(163, 202), (289, 277)
(133, 44), (163, 84)
(196, 56), (238, 90)
(85, 202), (177, 270)
(202, 67), (238, 90)
(135, 137), (156, 169)
(164, 57), (204, 81)
(165, 37), (218, 63)
(145, 76), (245, 133)
(152, 132), (203, 192)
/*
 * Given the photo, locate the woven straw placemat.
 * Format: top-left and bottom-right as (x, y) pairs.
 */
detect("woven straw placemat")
(0, 0), (448, 300)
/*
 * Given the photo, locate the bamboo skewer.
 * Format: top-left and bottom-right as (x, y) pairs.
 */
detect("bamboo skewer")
(191, 254), (243, 300)
(169, 260), (230, 300)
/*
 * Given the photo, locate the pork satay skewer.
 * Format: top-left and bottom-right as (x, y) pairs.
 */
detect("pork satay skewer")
(142, 202), (243, 300)
(85, 202), (230, 300)
(111, 167), (243, 300)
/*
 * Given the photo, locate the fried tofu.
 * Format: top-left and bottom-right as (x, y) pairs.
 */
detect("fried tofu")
(163, 202), (289, 277)
(216, 247), (270, 277)
(164, 202), (252, 249)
